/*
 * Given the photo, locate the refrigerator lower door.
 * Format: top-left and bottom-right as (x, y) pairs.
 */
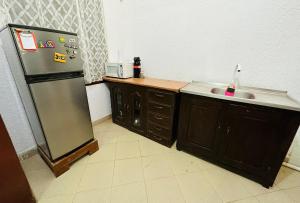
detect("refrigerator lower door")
(29, 77), (93, 160)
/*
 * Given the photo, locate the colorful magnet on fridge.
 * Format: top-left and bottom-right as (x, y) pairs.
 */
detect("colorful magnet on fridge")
(46, 40), (55, 48)
(54, 52), (66, 63)
(38, 40), (55, 48)
(38, 40), (45, 48)
(59, 36), (65, 43)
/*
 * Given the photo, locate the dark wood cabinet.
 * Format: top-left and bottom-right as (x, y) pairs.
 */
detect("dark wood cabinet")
(110, 83), (129, 127)
(0, 116), (36, 203)
(218, 103), (283, 177)
(146, 89), (178, 146)
(177, 93), (300, 187)
(108, 82), (180, 147)
(177, 95), (222, 159)
(128, 86), (147, 134)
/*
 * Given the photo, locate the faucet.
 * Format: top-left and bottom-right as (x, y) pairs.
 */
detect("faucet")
(233, 64), (241, 89)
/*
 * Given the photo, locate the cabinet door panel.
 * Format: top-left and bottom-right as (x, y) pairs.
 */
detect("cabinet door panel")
(111, 84), (128, 127)
(219, 104), (282, 176)
(177, 95), (222, 158)
(128, 86), (146, 134)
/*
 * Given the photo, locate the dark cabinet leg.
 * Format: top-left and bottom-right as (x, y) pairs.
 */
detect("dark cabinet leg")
(176, 143), (182, 151)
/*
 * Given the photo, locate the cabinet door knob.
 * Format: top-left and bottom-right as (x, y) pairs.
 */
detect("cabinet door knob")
(226, 126), (231, 135)
(217, 122), (221, 129)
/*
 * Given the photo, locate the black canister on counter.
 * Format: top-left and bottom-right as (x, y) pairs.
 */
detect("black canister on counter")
(133, 57), (141, 78)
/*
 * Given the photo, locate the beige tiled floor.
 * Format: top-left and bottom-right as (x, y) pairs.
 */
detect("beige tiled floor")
(21, 119), (300, 203)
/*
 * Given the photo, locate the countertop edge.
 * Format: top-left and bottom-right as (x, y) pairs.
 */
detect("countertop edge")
(103, 77), (188, 93)
(180, 89), (300, 112)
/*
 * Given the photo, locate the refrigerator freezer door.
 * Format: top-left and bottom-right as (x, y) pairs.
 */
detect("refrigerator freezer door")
(11, 27), (83, 75)
(29, 77), (94, 160)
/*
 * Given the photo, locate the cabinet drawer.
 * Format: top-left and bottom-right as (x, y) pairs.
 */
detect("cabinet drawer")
(148, 122), (171, 140)
(148, 112), (171, 128)
(226, 103), (282, 121)
(148, 102), (172, 116)
(148, 89), (174, 105)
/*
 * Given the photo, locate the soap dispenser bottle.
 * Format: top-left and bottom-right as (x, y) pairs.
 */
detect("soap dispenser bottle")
(233, 64), (242, 89)
(224, 64), (241, 97)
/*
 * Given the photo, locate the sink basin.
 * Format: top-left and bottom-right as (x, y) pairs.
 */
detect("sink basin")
(211, 88), (255, 99)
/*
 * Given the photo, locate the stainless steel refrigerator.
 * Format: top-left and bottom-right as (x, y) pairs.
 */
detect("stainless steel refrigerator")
(0, 24), (94, 161)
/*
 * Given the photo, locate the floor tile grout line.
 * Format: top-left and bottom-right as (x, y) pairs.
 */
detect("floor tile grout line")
(227, 194), (260, 203)
(197, 169), (229, 203)
(109, 140), (117, 203)
(276, 184), (300, 191)
(139, 137), (150, 203)
(115, 140), (141, 160)
(64, 158), (89, 202)
(252, 187), (297, 201)
(173, 173), (188, 203)
(111, 179), (147, 188)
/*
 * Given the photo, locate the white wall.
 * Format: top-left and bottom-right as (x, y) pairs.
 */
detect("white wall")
(103, 0), (300, 166)
(134, 0), (300, 93)
(86, 84), (111, 122)
(102, 0), (136, 62)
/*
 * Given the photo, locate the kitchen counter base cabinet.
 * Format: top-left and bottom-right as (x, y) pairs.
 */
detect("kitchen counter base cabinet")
(108, 82), (180, 147)
(177, 93), (300, 188)
(110, 83), (130, 128)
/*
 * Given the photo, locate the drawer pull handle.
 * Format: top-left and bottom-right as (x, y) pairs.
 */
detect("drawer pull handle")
(154, 115), (163, 120)
(155, 106), (163, 109)
(155, 93), (164, 98)
(155, 127), (162, 131)
(154, 136), (163, 141)
(150, 132), (163, 141)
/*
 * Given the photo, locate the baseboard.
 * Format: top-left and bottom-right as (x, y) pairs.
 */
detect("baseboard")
(283, 162), (300, 172)
(18, 147), (38, 161)
(92, 114), (112, 126)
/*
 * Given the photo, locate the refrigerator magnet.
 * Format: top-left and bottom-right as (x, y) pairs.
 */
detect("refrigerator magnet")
(45, 40), (55, 48)
(59, 36), (65, 43)
(17, 31), (38, 51)
(54, 52), (66, 63)
(38, 40), (55, 48)
(38, 40), (45, 48)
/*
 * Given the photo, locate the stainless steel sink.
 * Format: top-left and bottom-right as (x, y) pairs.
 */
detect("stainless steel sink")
(211, 88), (255, 99)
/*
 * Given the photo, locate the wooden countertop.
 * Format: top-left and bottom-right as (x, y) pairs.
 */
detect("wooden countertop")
(103, 76), (188, 93)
